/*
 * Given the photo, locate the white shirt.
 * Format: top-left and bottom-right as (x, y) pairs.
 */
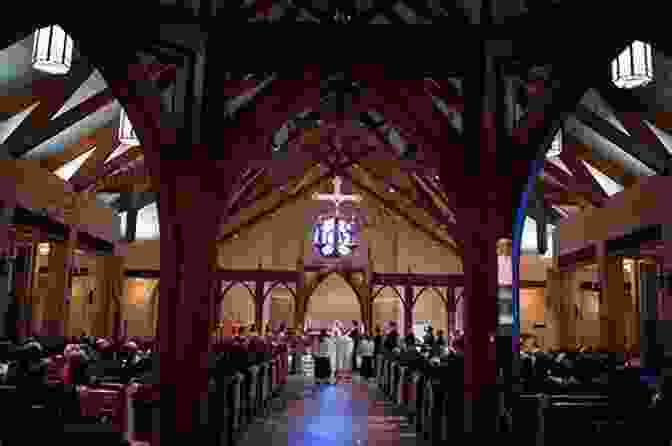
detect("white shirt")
(317, 337), (334, 357)
(334, 335), (354, 371)
(358, 339), (374, 357)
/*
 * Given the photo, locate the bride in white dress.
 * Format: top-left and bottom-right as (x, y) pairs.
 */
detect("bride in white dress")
(331, 321), (354, 382)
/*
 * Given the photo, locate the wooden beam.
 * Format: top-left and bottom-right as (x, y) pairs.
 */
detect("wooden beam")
(343, 172), (463, 258)
(543, 159), (603, 207)
(559, 143), (609, 204)
(574, 103), (667, 174)
(597, 82), (672, 171)
(567, 138), (637, 188)
(358, 164), (460, 241)
(7, 61), (95, 158)
(74, 145), (144, 192)
(218, 158), (359, 243)
(67, 127), (119, 185)
(39, 126), (112, 172)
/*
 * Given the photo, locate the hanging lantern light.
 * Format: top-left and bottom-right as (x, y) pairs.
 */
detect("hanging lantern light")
(611, 41), (653, 89)
(32, 25), (74, 75)
(547, 129), (562, 158)
(38, 242), (50, 256)
(118, 107), (140, 146)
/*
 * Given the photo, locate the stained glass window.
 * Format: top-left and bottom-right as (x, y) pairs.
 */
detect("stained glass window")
(313, 217), (357, 258)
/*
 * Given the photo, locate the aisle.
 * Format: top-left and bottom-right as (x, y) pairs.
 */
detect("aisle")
(238, 374), (422, 446)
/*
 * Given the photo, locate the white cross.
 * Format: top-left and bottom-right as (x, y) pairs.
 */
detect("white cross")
(312, 176), (361, 214)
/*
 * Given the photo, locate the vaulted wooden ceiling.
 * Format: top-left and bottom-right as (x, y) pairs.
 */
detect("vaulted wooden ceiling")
(3, 18), (672, 253)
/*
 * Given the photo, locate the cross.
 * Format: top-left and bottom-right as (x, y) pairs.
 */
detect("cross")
(312, 176), (361, 215)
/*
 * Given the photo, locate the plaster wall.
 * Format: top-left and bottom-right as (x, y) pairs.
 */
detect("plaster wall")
(0, 160), (120, 242)
(556, 175), (670, 255)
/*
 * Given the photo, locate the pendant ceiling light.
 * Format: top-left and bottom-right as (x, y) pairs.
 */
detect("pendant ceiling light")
(32, 25), (73, 75)
(38, 242), (50, 256)
(118, 108), (139, 146)
(611, 41), (653, 89)
(547, 129), (562, 158)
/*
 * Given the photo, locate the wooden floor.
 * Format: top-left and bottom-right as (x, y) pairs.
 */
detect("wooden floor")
(239, 374), (422, 446)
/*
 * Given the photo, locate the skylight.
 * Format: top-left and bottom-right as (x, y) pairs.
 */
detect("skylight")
(119, 211), (127, 240)
(136, 202), (160, 240)
(581, 160), (624, 196)
(521, 216), (554, 257)
(53, 146), (96, 181)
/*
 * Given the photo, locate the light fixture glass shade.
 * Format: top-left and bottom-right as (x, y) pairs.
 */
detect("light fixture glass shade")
(118, 108), (140, 146)
(32, 25), (73, 75)
(547, 130), (562, 158)
(38, 242), (50, 256)
(611, 41), (653, 89)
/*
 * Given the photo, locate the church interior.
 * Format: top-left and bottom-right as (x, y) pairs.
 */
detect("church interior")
(1, 3), (672, 446)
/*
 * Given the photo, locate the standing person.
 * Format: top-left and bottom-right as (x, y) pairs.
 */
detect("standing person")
(423, 326), (435, 348)
(349, 320), (361, 372)
(334, 321), (354, 383)
(315, 329), (333, 385)
(384, 322), (399, 352)
(373, 326), (383, 355)
(358, 334), (375, 381)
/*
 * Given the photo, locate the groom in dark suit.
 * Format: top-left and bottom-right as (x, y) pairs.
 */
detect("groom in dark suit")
(349, 320), (361, 371)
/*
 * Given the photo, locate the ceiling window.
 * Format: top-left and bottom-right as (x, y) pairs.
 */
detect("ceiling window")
(53, 146), (96, 181)
(136, 202), (160, 240)
(119, 211), (127, 240)
(521, 216), (554, 258)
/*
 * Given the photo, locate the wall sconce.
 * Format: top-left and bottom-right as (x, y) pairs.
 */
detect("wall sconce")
(38, 242), (50, 256)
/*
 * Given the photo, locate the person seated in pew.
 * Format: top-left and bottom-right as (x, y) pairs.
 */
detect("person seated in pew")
(5, 341), (49, 388)
(86, 339), (125, 383)
(63, 344), (91, 386)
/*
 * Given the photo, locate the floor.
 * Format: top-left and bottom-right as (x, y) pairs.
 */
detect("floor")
(239, 374), (422, 446)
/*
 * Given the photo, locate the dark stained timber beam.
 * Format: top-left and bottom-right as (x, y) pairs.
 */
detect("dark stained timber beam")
(342, 172), (463, 258)
(8, 60), (95, 158)
(596, 83), (672, 173)
(559, 146), (608, 205)
(574, 103), (667, 174)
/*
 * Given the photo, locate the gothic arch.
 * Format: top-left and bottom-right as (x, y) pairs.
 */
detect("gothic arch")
(304, 271), (364, 326)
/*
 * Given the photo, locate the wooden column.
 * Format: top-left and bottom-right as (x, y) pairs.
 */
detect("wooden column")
(293, 258), (309, 331)
(156, 156), (228, 445)
(0, 201), (14, 339)
(254, 279), (265, 333)
(402, 284), (415, 337)
(546, 268), (575, 350)
(27, 229), (42, 337)
(451, 37), (504, 437)
(14, 243), (36, 341)
(95, 255), (124, 338)
(460, 222), (499, 434)
(597, 246), (627, 352)
(445, 287), (457, 335)
(44, 236), (75, 337)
